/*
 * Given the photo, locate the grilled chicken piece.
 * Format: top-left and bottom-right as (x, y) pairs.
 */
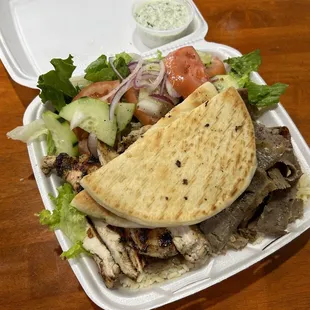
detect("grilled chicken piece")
(97, 141), (119, 166)
(41, 153), (100, 192)
(83, 224), (120, 288)
(127, 228), (178, 259)
(168, 226), (211, 263)
(125, 245), (145, 273)
(91, 218), (139, 280)
(117, 125), (152, 154)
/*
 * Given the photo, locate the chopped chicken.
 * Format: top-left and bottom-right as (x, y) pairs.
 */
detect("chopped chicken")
(117, 125), (152, 154)
(83, 224), (120, 288)
(41, 153), (100, 192)
(168, 226), (211, 263)
(127, 228), (178, 259)
(125, 245), (145, 273)
(97, 141), (119, 166)
(91, 218), (139, 280)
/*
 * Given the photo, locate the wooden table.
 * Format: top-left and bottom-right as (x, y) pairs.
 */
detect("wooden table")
(1, 0), (310, 309)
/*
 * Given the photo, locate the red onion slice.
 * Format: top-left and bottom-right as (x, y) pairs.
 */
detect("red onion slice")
(100, 57), (143, 102)
(166, 78), (181, 98)
(160, 74), (167, 95)
(128, 61), (138, 72)
(109, 57), (124, 80)
(147, 60), (165, 92)
(150, 94), (174, 106)
(109, 80), (133, 120)
(87, 133), (98, 158)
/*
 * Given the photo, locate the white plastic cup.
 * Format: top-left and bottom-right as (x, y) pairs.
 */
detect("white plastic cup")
(132, 0), (195, 48)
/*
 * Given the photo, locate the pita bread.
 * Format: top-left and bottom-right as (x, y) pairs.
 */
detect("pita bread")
(81, 87), (256, 226)
(153, 81), (218, 128)
(81, 87), (257, 227)
(71, 190), (147, 228)
(73, 82), (219, 228)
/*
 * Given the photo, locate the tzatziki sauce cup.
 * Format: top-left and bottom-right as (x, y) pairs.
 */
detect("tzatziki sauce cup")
(132, 0), (195, 48)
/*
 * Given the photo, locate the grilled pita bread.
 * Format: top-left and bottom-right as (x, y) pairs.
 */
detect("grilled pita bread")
(153, 81), (218, 128)
(81, 87), (257, 227)
(73, 82), (218, 228)
(81, 87), (256, 226)
(71, 190), (147, 228)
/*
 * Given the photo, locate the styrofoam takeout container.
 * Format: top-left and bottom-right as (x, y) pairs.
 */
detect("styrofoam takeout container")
(1, 0), (310, 309)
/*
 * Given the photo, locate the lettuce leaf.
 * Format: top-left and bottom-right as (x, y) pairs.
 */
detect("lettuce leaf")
(46, 130), (56, 155)
(115, 52), (132, 64)
(223, 50), (288, 107)
(37, 183), (88, 259)
(6, 119), (48, 143)
(224, 50), (261, 76)
(247, 81), (288, 107)
(84, 52), (132, 82)
(147, 50), (164, 62)
(37, 55), (77, 112)
(60, 241), (89, 259)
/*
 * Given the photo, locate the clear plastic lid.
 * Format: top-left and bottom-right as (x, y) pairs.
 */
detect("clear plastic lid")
(0, 0), (208, 88)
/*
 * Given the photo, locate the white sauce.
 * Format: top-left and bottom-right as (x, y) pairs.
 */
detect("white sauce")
(135, 0), (190, 31)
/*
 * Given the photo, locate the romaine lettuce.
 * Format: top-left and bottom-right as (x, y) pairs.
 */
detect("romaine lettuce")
(84, 52), (132, 82)
(37, 183), (88, 259)
(247, 81), (288, 107)
(37, 55), (77, 112)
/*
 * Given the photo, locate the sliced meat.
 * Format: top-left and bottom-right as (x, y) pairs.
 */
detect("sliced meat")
(41, 153), (100, 192)
(274, 149), (302, 184)
(97, 141), (119, 166)
(289, 199), (304, 223)
(254, 124), (302, 184)
(125, 245), (145, 273)
(90, 218), (139, 280)
(127, 228), (178, 259)
(255, 184), (300, 236)
(255, 123), (290, 170)
(227, 233), (249, 250)
(168, 226), (211, 263)
(267, 168), (291, 190)
(200, 169), (277, 253)
(83, 224), (120, 288)
(117, 125), (152, 154)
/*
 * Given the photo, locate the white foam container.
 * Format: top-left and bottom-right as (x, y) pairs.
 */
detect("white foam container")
(1, 1), (310, 309)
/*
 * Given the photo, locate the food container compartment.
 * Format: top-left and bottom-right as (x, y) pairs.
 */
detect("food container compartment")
(132, 0), (195, 48)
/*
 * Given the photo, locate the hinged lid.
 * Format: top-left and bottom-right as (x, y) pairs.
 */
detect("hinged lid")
(0, 0), (208, 88)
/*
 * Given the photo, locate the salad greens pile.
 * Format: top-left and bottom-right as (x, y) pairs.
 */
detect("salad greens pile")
(37, 55), (78, 112)
(224, 49), (288, 106)
(84, 52), (132, 82)
(37, 183), (89, 259)
(37, 52), (133, 111)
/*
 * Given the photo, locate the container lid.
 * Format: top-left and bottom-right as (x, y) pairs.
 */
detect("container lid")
(0, 0), (208, 88)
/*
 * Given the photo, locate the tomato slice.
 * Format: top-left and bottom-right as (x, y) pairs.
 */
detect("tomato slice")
(124, 87), (159, 125)
(124, 87), (139, 104)
(205, 57), (226, 78)
(134, 109), (160, 125)
(164, 46), (209, 98)
(73, 81), (120, 101)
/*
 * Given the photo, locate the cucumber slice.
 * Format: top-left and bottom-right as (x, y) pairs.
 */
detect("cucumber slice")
(42, 111), (78, 156)
(59, 98), (117, 146)
(213, 75), (239, 92)
(116, 103), (136, 131)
